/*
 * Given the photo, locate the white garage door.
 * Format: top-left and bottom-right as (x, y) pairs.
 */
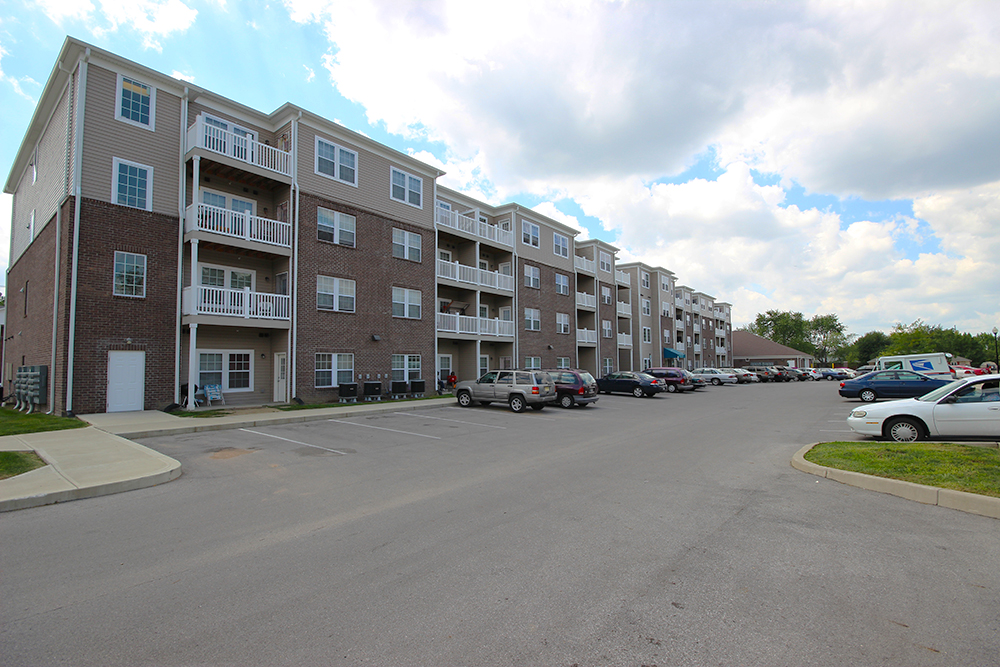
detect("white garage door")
(107, 351), (145, 412)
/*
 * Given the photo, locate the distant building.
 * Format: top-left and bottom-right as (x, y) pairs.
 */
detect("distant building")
(732, 331), (814, 367)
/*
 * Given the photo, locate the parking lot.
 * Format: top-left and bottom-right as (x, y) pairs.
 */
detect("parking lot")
(3, 382), (998, 666)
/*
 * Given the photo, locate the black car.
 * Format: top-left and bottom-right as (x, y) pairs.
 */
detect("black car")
(545, 368), (600, 408)
(597, 371), (664, 397)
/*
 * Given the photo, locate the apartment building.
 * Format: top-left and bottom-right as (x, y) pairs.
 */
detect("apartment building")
(3, 38), (733, 414)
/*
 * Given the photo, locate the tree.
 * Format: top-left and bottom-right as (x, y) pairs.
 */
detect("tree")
(746, 310), (813, 354)
(852, 331), (891, 365)
(808, 314), (849, 365)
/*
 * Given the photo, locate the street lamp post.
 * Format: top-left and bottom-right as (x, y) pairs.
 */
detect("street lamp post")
(993, 326), (999, 373)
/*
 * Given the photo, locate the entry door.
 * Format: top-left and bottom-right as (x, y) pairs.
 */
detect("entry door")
(273, 353), (287, 402)
(107, 351), (145, 412)
(438, 354), (452, 381)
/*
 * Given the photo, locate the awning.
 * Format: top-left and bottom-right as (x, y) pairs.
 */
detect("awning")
(663, 347), (686, 359)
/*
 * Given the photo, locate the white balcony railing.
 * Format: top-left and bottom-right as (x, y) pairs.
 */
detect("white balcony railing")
(436, 313), (514, 337)
(435, 208), (513, 247)
(694, 344), (702, 353)
(185, 203), (292, 249)
(617, 301), (631, 317)
(577, 329), (598, 344)
(616, 270), (630, 286)
(675, 297), (685, 308)
(574, 255), (596, 273)
(182, 286), (290, 320)
(715, 328), (726, 337)
(618, 332), (633, 347)
(436, 260), (514, 292)
(576, 292), (597, 309)
(716, 346), (727, 355)
(187, 116), (291, 177)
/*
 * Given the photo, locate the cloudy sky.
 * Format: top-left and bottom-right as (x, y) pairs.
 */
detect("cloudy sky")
(2, 0), (999, 337)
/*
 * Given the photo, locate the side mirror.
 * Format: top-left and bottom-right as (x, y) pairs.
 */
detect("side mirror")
(942, 395), (958, 404)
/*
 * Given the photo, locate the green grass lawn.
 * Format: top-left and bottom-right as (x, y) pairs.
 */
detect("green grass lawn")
(0, 450), (48, 480)
(0, 407), (88, 437)
(805, 441), (1000, 498)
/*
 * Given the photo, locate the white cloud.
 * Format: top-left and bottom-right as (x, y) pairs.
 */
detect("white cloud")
(303, 65), (314, 83)
(171, 70), (195, 82)
(0, 41), (40, 103)
(531, 202), (589, 241)
(36, 0), (197, 50)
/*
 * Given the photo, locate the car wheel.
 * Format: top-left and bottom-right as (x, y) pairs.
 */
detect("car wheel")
(859, 389), (877, 403)
(826, 375), (834, 381)
(559, 394), (575, 409)
(457, 391), (473, 407)
(886, 417), (923, 442)
(711, 378), (721, 386)
(632, 386), (645, 398)
(509, 395), (526, 413)
(666, 384), (677, 393)
(530, 404), (545, 411)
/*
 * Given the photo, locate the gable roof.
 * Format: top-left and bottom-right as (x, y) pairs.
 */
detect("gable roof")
(732, 331), (812, 359)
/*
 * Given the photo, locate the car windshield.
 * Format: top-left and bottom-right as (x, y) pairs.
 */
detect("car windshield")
(579, 372), (596, 384)
(637, 373), (655, 381)
(916, 378), (967, 402)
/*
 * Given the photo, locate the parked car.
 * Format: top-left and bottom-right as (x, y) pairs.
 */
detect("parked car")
(691, 368), (738, 385)
(838, 369), (951, 402)
(735, 368), (761, 382)
(597, 371), (664, 397)
(818, 368), (850, 381)
(545, 368), (600, 408)
(801, 368), (824, 381)
(847, 375), (1000, 441)
(455, 370), (557, 412)
(834, 367), (858, 378)
(683, 370), (707, 390)
(777, 367), (809, 381)
(855, 364), (875, 375)
(722, 368), (754, 384)
(951, 365), (986, 377)
(745, 365), (785, 382)
(645, 367), (694, 392)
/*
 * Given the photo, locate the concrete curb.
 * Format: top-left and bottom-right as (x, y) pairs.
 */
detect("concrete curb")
(792, 443), (1000, 520)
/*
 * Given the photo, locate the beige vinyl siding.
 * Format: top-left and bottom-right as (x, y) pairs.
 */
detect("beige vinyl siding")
(9, 77), (75, 264)
(180, 327), (285, 406)
(186, 102), (282, 149)
(79, 64), (181, 216)
(297, 122), (435, 231)
(515, 216), (576, 271)
(181, 248), (288, 290)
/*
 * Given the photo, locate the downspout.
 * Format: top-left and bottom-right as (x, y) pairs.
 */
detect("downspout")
(47, 206), (60, 412)
(289, 111), (301, 400)
(66, 47), (90, 415)
(175, 87), (189, 405)
(433, 179), (439, 387)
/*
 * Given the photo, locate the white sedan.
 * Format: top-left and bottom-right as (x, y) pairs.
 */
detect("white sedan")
(691, 368), (739, 386)
(846, 374), (1000, 442)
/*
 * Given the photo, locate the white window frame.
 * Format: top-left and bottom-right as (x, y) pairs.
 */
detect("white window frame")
(555, 273), (569, 295)
(599, 251), (612, 273)
(116, 74), (156, 131)
(556, 312), (571, 334)
(641, 272), (650, 289)
(318, 207), (356, 247)
(317, 275), (356, 313)
(199, 262), (256, 290)
(112, 157), (153, 211)
(661, 277), (671, 292)
(522, 220), (540, 248)
(315, 136), (358, 186)
(525, 307), (541, 331)
(315, 352), (354, 388)
(642, 299), (651, 316)
(198, 349), (253, 393)
(642, 326), (652, 344)
(392, 354), (421, 382)
(525, 356), (542, 370)
(602, 320), (612, 338)
(392, 228), (422, 262)
(113, 251), (146, 298)
(392, 287), (422, 319)
(390, 167), (423, 208)
(602, 358), (614, 375)
(601, 286), (612, 305)
(556, 357), (571, 369)
(524, 265), (540, 289)
(553, 233), (569, 258)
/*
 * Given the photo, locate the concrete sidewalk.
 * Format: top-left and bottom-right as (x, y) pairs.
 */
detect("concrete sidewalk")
(0, 397), (455, 512)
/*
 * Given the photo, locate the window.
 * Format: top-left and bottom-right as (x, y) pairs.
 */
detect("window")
(522, 220), (539, 247)
(525, 308), (541, 331)
(113, 251), (146, 297)
(392, 354), (421, 382)
(524, 265), (540, 289)
(315, 136), (357, 186)
(199, 350), (252, 391)
(643, 356), (652, 371)
(641, 272), (650, 288)
(602, 320), (612, 338)
(390, 167), (422, 207)
(479, 355), (490, 377)
(555, 273), (569, 295)
(117, 75), (155, 130)
(392, 228), (422, 262)
(556, 312), (571, 334)
(603, 358), (614, 375)
(664, 330), (671, 343)
(317, 275), (355, 312)
(228, 353), (251, 389)
(316, 353), (354, 387)
(642, 327), (652, 344)
(318, 208), (356, 247)
(113, 158), (152, 211)
(642, 299), (651, 316)
(525, 356), (541, 369)
(661, 277), (671, 292)
(556, 357), (571, 369)
(199, 353), (223, 388)
(599, 251), (612, 273)
(392, 287), (422, 319)
(553, 233), (569, 258)
(601, 286), (612, 305)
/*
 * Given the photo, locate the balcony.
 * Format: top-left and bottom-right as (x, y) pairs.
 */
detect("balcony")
(185, 203), (292, 250)
(617, 332), (632, 347)
(716, 346), (728, 355)
(617, 301), (631, 317)
(435, 208), (513, 247)
(187, 116), (291, 177)
(675, 297), (685, 308)
(574, 255), (596, 273)
(694, 343), (702, 353)
(437, 260), (514, 292)
(715, 328), (726, 337)
(576, 292), (597, 309)
(616, 270), (630, 286)
(436, 313), (515, 338)
(182, 286), (290, 321)
(577, 329), (598, 345)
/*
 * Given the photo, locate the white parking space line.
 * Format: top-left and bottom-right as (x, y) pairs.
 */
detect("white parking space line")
(392, 412), (507, 429)
(240, 428), (348, 455)
(328, 419), (441, 439)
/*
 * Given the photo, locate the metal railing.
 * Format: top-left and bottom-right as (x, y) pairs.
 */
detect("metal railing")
(577, 329), (598, 344)
(436, 260), (514, 292)
(616, 270), (631, 286)
(617, 301), (631, 317)
(576, 292), (597, 308)
(617, 332), (632, 347)
(574, 255), (596, 273)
